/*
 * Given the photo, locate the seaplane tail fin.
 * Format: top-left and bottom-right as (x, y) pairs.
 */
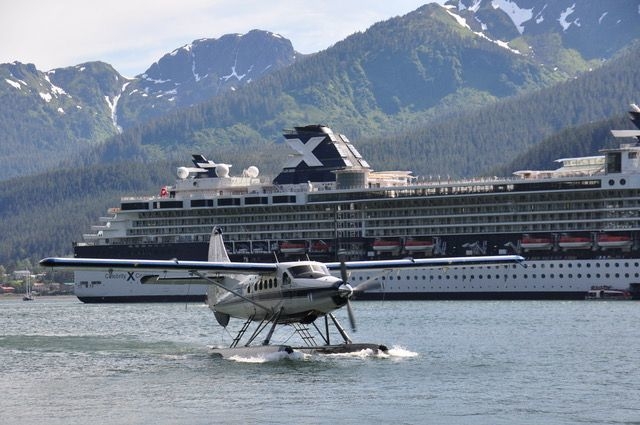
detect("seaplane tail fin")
(207, 226), (230, 309)
(208, 226), (230, 262)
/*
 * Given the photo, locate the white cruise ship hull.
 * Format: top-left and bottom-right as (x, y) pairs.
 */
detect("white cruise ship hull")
(73, 257), (640, 302)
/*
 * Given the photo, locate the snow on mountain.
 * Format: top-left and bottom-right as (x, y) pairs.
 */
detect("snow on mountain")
(452, 0), (640, 59)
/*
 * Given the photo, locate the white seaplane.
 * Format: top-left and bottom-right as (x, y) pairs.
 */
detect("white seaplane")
(40, 227), (524, 358)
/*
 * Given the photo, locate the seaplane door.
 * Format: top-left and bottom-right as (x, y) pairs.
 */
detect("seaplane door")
(281, 270), (293, 300)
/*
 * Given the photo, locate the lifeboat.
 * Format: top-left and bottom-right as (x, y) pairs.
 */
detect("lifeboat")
(585, 285), (632, 300)
(404, 238), (434, 252)
(310, 240), (331, 253)
(597, 234), (632, 249)
(280, 241), (306, 254)
(520, 235), (553, 250)
(558, 235), (592, 250)
(372, 239), (402, 252)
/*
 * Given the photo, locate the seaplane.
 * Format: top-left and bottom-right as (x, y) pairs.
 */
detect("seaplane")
(40, 227), (525, 358)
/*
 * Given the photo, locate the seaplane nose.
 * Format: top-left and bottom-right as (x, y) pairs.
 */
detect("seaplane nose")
(337, 282), (353, 299)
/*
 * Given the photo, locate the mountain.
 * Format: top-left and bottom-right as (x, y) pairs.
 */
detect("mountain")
(115, 30), (299, 129)
(451, 0), (640, 60)
(0, 30), (298, 180)
(0, 61), (125, 179)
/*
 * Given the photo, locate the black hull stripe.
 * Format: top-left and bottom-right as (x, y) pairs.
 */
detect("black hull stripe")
(77, 295), (206, 303)
(74, 290), (636, 303)
(354, 291), (588, 301)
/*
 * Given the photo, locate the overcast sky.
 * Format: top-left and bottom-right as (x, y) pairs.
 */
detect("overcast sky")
(1, 1), (446, 77)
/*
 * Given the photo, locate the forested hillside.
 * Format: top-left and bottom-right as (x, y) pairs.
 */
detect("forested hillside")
(362, 42), (640, 177)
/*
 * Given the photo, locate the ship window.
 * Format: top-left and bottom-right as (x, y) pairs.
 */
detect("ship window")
(245, 197), (268, 205)
(273, 196), (296, 204)
(218, 198), (240, 206)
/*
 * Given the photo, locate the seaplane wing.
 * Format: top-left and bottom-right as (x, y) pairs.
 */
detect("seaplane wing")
(40, 254), (525, 275)
(39, 257), (278, 276)
(327, 254), (525, 271)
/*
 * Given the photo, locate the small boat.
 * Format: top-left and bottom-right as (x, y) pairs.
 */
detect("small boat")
(280, 241), (306, 254)
(404, 238), (434, 252)
(520, 235), (553, 250)
(23, 274), (34, 301)
(558, 234), (592, 250)
(372, 239), (402, 252)
(585, 285), (632, 300)
(597, 234), (632, 249)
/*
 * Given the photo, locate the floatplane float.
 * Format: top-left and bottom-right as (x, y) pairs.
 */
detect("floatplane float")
(40, 227), (524, 359)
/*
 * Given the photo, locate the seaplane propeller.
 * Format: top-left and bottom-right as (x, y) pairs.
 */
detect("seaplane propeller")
(339, 259), (357, 331)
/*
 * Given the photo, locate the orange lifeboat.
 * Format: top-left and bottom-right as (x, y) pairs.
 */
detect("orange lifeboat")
(404, 238), (434, 252)
(597, 234), (632, 249)
(310, 240), (331, 253)
(558, 235), (592, 250)
(280, 241), (306, 254)
(520, 235), (553, 250)
(372, 239), (402, 252)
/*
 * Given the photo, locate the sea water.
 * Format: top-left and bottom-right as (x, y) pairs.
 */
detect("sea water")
(0, 297), (638, 425)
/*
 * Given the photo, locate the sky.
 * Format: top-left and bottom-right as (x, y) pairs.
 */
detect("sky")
(0, 0), (444, 77)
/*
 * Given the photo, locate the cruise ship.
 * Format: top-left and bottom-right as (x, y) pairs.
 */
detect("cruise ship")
(72, 105), (640, 302)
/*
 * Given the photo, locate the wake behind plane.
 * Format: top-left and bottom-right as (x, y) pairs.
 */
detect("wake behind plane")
(40, 227), (524, 358)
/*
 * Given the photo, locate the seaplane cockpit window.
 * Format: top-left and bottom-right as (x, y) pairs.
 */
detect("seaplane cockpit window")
(288, 264), (329, 278)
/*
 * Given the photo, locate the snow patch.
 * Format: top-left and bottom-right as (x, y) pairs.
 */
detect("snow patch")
(191, 50), (201, 82)
(57, 107), (65, 114)
(44, 75), (68, 97)
(5, 78), (22, 90)
(445, 8), (521, 55)
(598, 12), (608, 24)
(458, 0), (482, 12)
(491, 0), (533, 34)
(39, 92), (53, 102)
(534, 4), (547, 24)
(559, 3), (577, 31)
(142, 74), (171, 84)
(221, 52), (248, 82)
